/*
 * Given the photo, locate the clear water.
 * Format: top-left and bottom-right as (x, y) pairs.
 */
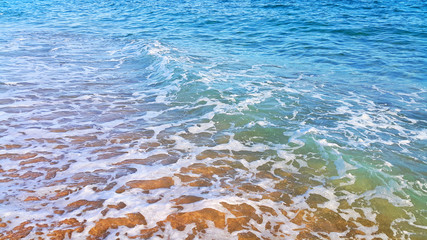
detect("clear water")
(0, 0), (426, 239)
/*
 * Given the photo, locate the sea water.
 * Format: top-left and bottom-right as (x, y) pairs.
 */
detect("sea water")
(0, 0), (426, 239)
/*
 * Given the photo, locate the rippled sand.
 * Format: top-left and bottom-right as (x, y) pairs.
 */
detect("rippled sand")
(0, 132), (395, 239)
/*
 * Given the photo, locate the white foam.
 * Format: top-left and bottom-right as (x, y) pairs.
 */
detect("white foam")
(317, 139), (340, 148)
(277, 150), (295, 162)
(188, 121), (215, 134)
(3, 81), (19, 86)
(142, 111), (163, 121)
(169, 135), (195, 151)
(154, 93), (167, 103)
(413, 129), (427, 140)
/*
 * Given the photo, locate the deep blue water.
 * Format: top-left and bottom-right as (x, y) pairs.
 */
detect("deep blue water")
(0, 0), (426, 239)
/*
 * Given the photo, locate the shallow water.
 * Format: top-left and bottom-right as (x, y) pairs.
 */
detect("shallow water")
(0, 0), (426, 239)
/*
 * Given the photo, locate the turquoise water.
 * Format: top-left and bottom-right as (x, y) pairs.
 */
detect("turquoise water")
(0, 0), (426, 239)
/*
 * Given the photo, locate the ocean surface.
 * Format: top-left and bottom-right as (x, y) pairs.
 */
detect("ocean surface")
(0, 0), (426, 239)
